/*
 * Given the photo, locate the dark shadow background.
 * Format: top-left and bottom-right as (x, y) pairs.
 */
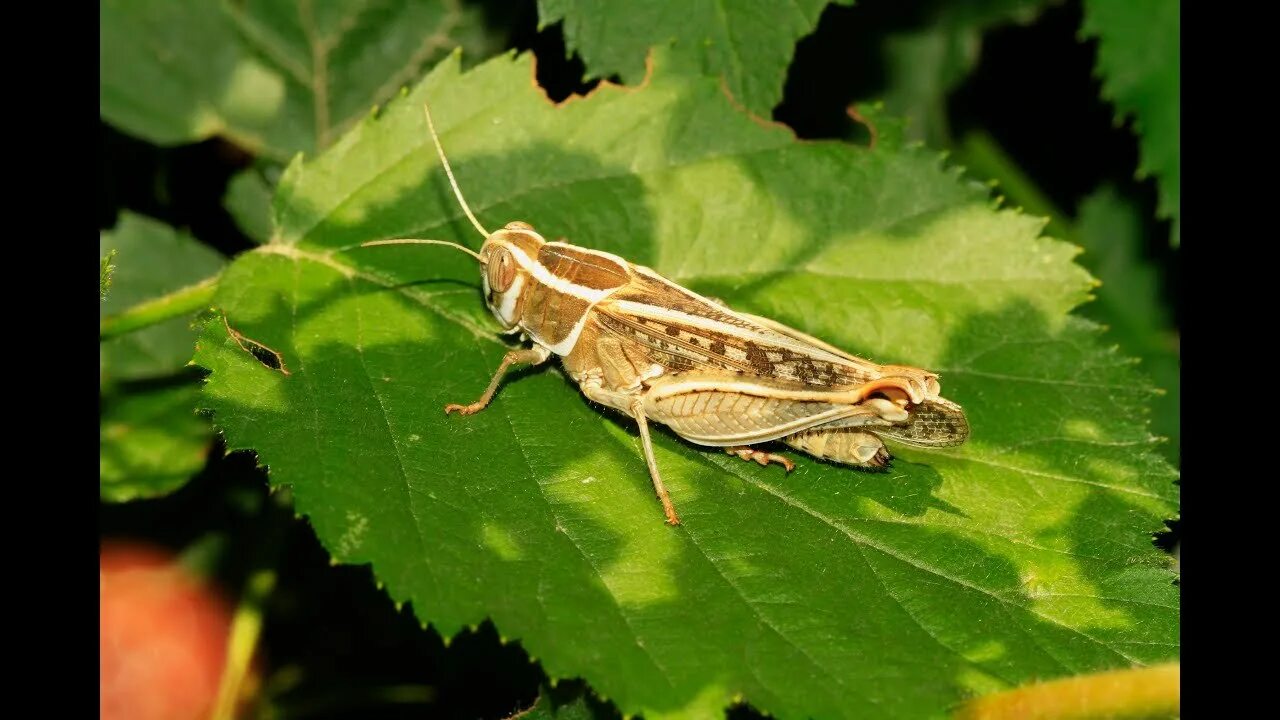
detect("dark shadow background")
(100, 1), (1179, 717)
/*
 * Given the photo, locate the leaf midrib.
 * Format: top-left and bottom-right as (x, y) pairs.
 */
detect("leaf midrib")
(258, 243), (1172, 507)
(223, 0), (465, 157)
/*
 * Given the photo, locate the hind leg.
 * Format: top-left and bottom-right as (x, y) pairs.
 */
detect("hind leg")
(784, 429), (890, 470)
(723, 446), (795, 472)
(632, 399), (681, 525)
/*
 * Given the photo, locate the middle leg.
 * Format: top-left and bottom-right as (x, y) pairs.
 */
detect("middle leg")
(632, 399), (681, 526)
(578, 375), (682, 526)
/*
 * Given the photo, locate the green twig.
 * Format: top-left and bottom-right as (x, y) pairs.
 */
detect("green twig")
(211, 568), (277, 720)
(100, 273), (220, 339)
(208, 489), (297, 720)
(211, 493), (294, 720)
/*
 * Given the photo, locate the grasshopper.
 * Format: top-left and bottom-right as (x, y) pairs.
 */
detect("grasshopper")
(362, 104), (969, 525)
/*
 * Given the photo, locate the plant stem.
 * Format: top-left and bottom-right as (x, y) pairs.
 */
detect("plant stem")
(211, 492), (292, 720)
(953, 662), (1179, 720)
(956, 130), (1074, 242)
(100, 273), (220, 340)
(211, 569), (277, 720)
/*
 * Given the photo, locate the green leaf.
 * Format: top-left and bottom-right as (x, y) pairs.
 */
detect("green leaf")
(101, 249), (117, 303)
(953, 130), (1073, 246)
(225, 168), (278, 244)
(538, 0), (853, 116)
(100, 0), (500, 160)
(101, 214), (223, 502)
(101, 378), (212, 502)
(195, 53), (1178, 719)
(1074, 185), (1178, 465)
(1081, 0), (1179, 245)
(874, 0), (1055, 147)
(101, 212), (227, 381)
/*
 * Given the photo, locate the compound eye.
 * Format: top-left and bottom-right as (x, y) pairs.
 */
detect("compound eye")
(487, 247), (516, 292)
(504, 221), (534, 231)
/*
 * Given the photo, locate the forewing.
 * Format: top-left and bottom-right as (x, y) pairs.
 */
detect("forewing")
(597, 267), (881, 387)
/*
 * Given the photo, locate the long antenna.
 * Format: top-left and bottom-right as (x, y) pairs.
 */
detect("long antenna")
(423, 101), (490, 239)
(360, 238), (485, 263)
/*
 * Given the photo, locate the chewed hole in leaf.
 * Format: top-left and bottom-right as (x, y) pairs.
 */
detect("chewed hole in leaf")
(222, 314), (290, 375)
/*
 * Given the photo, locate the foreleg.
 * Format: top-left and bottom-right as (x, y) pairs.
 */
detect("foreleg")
(445, 346), (551, 416)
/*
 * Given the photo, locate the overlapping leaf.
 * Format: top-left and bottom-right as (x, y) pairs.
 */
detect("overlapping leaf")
(100, 0), (500, 159)
(101, 379), (212, 502)
(101, 213), (226, 381)
(1081, 0), (1180, 245)
(225, 168), (277, 244)
(874, 0), (1055, 146)
(538, 0), (852, 116)
(195, 52), (1178, 719)
(1075, 186), (1178, 464)
(101, 213), (223, 501)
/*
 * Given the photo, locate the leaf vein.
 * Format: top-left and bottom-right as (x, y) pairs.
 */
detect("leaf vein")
(258, 244), (498, 344)
(345, 269), (440, 596)
(709, 455), (1142, 664)
(1032, 594), (1177, 611)
(498, 402), (679, 691)
(223, 3), (313, 86)
(855, 542), (1019, 686)
(939, 367), (1152, 392)
(910, 449), (1168, 501)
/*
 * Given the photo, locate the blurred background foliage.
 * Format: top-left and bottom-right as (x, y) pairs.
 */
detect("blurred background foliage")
(100, 1), (1178, 717)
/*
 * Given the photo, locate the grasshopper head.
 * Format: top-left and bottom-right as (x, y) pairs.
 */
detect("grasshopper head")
(479, 221), (548, 329)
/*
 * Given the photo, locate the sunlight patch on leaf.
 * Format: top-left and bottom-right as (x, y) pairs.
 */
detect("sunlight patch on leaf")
(101, 0), (502, 159)
(195, 51), (1177, 720)
(101, 213), (224, 502)
(101, 381), (212, 502)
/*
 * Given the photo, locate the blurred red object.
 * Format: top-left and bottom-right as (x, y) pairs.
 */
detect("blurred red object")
(100, 540), (234, 720)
